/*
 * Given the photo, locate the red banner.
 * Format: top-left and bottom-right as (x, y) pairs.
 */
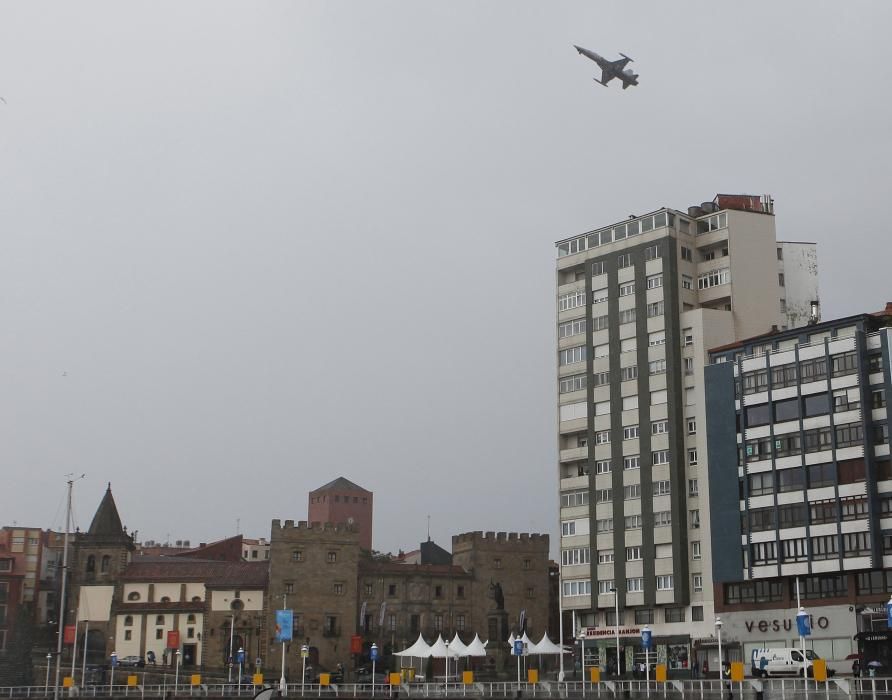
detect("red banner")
(350, 635), (362, 654)
(167, 630), (180, 649)
(64, 625), (77, 645)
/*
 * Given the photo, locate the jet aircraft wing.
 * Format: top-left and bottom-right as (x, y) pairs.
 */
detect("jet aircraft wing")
(599, 69), (614, 85)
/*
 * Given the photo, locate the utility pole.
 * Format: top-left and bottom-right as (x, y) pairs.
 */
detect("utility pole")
(53, 475), (83, 700)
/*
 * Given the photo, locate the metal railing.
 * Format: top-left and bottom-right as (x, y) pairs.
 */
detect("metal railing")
(1, 678), (891, 698)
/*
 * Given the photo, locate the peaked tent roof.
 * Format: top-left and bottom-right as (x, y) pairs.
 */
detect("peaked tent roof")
(87, 484), (128, 539)
(394, 633), (432, 658)
(428, 634), (461, 659)
(465, 634), (488, 657)
(448, 632), (469, 657)
(530, 633), (564, 655)
(312, 477), (370, 493)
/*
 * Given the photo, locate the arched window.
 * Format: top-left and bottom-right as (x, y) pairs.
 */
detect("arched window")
(86, 555), (96, 573)
(124, 616), (133, 627)
(156, 615), (164, 625)
(160, 596), (171, 603)
(187, 614), (196, 624)
(191, 596), (202, 602)
(101, 555), (110, 573)
(127, 592), (140, 601)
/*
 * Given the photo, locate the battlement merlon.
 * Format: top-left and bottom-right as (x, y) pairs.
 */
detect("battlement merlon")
(451, 531), (549, 549)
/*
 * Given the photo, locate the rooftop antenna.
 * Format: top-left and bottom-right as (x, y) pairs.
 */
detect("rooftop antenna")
(236, 518), (240, 536)
(427, 515), (431, 542)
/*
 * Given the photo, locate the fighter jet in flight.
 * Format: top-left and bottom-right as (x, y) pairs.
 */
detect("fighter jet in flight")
(574, 45), (639, 90)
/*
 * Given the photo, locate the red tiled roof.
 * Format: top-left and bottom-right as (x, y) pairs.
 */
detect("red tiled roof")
(121, 558), (268, 587)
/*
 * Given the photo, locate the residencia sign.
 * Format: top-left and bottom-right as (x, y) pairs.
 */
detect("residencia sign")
(744, 615), (829, 634)
(585, 627), (641, 638)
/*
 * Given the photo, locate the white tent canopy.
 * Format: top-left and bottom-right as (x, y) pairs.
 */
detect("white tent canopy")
(394, 633), (432, 658)
(465, 634), (488, 657)
(428, 634), (462, 658)
(448, 633), (469, 657)
(530, 633), (563, 655)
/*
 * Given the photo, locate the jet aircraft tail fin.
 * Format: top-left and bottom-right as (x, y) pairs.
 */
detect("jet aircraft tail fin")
(618, 53), (633, 62)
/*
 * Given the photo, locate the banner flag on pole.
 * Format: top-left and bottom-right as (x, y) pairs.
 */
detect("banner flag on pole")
(275, 610), (293, 642)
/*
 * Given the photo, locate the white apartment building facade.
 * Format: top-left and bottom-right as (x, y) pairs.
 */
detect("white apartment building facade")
(555, 194), (818, 673)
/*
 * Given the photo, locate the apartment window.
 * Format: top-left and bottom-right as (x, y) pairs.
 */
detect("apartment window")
(778, 503), (807, 529)
(624, 484), (641, 499)
(626, 546), (643, 561)
(619, 308), (636, 324)
(596, 488), (613, 503)
(598, 550), (615, 564)
(559, 290), (587, 311)
(804, 426), (832, 452)
(742, 370), (769, 395)
(595, 430), (610, 444)
(810, 536), (840, 561)
(621, 365), (638, 381)
(691, 606), (704, 622)
(285, 582), (294, 594)
(593, 288), (608, 304)
(690, 510), (700, 529)
(623, 425), (640, 439)
(698, 267), (730, 289)
(624, 515), (642, 530)
(593, 370), (611, 386)
(620, 338), (636, 354)
(646, 274), (663, 289)
(595, 400), (611, 416)
(778, 273), (785, 287)
(635, 609), (654, 624)
(124, 630), (132, 641)
(333, 583), (345, 595)
(692, 541), (701, 559)
(327, 551), (337, 563)
(800, 357), (828, 383)
(648, 331), (666, 346)
(657, 576), (674, 591)
(624, 455), (641, 470)
(747, 507), (776, 532)
(782, 538), (808, 563)
(808, 462), (835, 488)
(651, 389), (667, 405)
(810, 499), (837, 524)
(688, 448), (698, 466)
(682, 328), (694, 346)
(653, 480), (671, 496)
(875, 423), (890, 445)
(647, 301), (664, 318)
(562, 521), (577, 536)
(774, 397), (800, 422)
(591, 261), (606, 276)
(684, 357), (694, 375)
(833, 388), (860, 413)
(693, 575), (703, 592)
(593, 314), (609, 331)
(618, 254), (633, 269)
(751, 541), (778, 564)
(563, 579), (592, 597)
(654, 510), (672, 527)
(622, 396), (639, 411)
(559, 346), (586, 366)
(843, 532), (871, 557)
(644, 244), (661, 260)
(682, 274), (693, 289)
(627, 577), (645, 593)
(559, 318), (587, 338)
(688, 479), (699, 496)
(686, 418), (696, 435)
(562, 547), (591, 566)
(292, 550), (303, 562)
(560, 374), (587, 394)
(836, 422), (863, 448)
(598, 580), (616, 595)
(681, 246), (693, 262)
(652, 450), (670, 465)
(596, 460), (611, 474)
(597, 518), (614, 533)
(772, 364), (798, 389)
(775, 432), (802, 458)
(561, 489), (589, 507)
(748, 472), (774, 496)
(868, 354), (884, 373)
(873, 390), (887, 409)
(652, 419), (668, 434)
(649, 359), (666, 375)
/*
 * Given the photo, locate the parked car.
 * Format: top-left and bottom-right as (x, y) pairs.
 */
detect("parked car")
(118, 656), (145, 668)
(750, 648), (833, 678)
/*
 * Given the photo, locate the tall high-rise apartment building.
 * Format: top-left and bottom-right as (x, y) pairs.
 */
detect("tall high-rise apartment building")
(555, 194), (818, 671)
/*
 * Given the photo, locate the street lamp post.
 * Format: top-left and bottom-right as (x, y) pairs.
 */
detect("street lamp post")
(109, 652), (117, 697)
(371, 643), (378, 698)
(715, 618), (723, 681)
(300, 645), (308, 697)
(641, 625), (652, 696)
(610, 588), (620, 677)
(45, 653), (52, 694)
(238, 647), (244, 695)
(228, 614), (236, 683)
(445, 640), (450, 697)
(174, 649), (181, 691)
(577, 631), (586, 696)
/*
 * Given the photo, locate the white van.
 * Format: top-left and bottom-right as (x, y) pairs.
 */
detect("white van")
(750, 648), (820, 678)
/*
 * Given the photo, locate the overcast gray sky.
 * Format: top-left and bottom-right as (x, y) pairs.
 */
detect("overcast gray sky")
(2, 2), (890, 555)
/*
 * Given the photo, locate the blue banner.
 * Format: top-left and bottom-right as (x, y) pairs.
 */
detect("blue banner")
(513, 640), (524, 656)
(275, 609), (293, 642)
(641, 629), (653, 650)
(796, 611), (811, 637)
(887, 601), (892, 629)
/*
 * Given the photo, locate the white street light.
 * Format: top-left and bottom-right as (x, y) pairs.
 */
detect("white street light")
(300, 645), (309, 696)
(577, 630), (586, 696)
(715, 617), (723, 681)
(45, 653), (52, 694)
(610, 588), (620, 677)
(371, 643), (379, 698)
(238, 647), (244, 695)
(642, 625), (651, 695)
(109, 652), (117, 696)
(174, 650), (181, 690)
(445, 639), (450, 697)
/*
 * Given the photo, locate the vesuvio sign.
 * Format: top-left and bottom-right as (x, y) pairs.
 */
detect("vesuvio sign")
(585, 627), (641, 638)
(744, 616), (829, 633)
